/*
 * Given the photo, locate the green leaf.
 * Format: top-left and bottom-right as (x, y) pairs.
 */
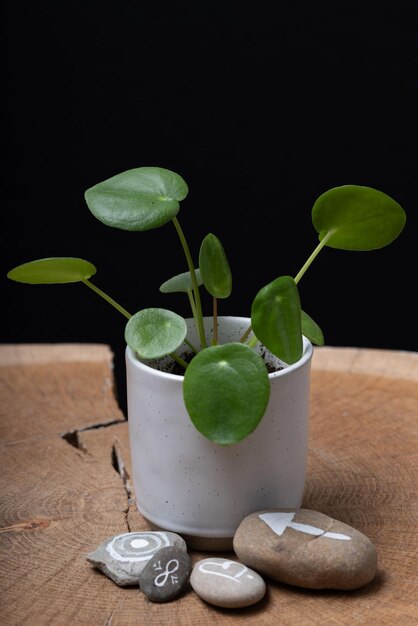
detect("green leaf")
(183, 343), (270, 445)
(7, 258), (96, 284)
(85, 166), (188, 231)
(301, 310), (324, 346)
(312, 185), (406, 250)
(199, 233), (232, 299)
(125, 308), (187, 359)
(160, 269), (203, 293)
(251, 275), (302, 364)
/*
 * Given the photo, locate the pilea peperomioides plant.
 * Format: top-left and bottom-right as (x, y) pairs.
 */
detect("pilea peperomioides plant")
(7, 167), (406, 444)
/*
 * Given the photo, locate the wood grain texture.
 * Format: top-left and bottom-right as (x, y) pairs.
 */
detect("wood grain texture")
(0, 344), (417, 625)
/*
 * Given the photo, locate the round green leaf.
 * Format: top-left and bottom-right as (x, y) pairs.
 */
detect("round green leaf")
(199, 233), (232, 299)
(183, 343), (270, 445)
(85, 166), (189, 231)
(301, 310), (324, 346)
(160, 269), (202, 293)
(251, 275), (302, 364)
(125, 308), (187, 359)
(312, 185), (406, 250)
(7, 258), (96, 284)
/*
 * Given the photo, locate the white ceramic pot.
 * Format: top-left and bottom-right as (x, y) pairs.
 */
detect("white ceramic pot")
(126, 316), (313, 550)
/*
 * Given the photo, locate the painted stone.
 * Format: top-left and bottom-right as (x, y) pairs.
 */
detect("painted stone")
(139, 546), (192, 602)
(86, 531), (187, 586)
(233, 508), (378, 590)
(190, 557), (266, 608)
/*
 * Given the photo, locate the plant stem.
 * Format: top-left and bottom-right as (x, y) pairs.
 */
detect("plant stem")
(170, 352), (189, 370)
(213, 296), (218, 344)
(247, 334), (259, 348)
(239, 324), (253, 343)
(294, 230), (335, 285)
(184, 338), (199, 354)
(82, 279), (132, 319)
(186, 289), (200, 340)
(239, 230), (336, 342)
(172, 217), (207, 348)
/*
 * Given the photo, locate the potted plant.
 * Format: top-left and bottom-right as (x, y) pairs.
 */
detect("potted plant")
(7, 167), (406, 549)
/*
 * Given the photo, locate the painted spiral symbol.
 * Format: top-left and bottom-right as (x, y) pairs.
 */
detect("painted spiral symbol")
(105, 531), (170, 563)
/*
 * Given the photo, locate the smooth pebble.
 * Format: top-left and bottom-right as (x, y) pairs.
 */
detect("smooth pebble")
(233, 508), (377, 590)
(139, 546), (192, 602)
(190, 557), (266, 608)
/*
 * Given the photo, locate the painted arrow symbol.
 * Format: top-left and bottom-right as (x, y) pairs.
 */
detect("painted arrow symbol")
(259, 512), (351, 541)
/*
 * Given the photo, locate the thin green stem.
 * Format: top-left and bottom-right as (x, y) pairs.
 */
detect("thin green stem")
(294, 230), (335, 285)
(212, 296), (218, 344)
(247, 334), (259, 348)
(184, 338), (199, 354)
(82, 279), (132, 319)
(170, 352), (189, 370)
(239, 231), (336, 342)
(186, 289), (199, 338)
(172, 217), (207, 348)
(239, 324), (253, 343)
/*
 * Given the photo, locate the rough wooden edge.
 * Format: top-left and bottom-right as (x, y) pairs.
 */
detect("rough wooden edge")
(0, 343), (115, 366)
(2, 343), (417, 381)
(312, 346), (418, 380)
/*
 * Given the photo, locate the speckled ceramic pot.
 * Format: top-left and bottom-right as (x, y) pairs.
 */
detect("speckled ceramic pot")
(126, 317), (313, 551)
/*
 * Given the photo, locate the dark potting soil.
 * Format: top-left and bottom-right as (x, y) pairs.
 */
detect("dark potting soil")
(171, 349), (283, 376)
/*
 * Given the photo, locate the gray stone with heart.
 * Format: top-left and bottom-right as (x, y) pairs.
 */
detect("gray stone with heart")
(138, 546), (192, 602)
(190, 557), (266, 608)
(86, 531), (187, 586)
(233, 508), (378, 590)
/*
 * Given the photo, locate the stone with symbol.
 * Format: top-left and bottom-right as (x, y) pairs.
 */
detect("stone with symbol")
(86, 531), (187, 586)
(190, 557), (266, 608)
(233, 508), (378, 590)
(138, 546), (192, 602)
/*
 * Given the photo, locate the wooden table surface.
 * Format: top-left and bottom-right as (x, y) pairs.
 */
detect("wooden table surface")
(0, 344), (417, 625)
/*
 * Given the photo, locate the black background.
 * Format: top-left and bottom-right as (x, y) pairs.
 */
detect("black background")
(3, 2), (417, 414)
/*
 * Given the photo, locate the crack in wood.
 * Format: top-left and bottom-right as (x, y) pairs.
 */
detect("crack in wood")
(60, 418), (127, 451)
(60, 421), (133, 532)
(111, 440), (134, 531)
(111, 441), (130, 493)
(103, 612), (114, 626)
(61, 430), (80, 449)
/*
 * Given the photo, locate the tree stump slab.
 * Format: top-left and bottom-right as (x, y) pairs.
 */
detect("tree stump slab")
(1, 344), (417, 625)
